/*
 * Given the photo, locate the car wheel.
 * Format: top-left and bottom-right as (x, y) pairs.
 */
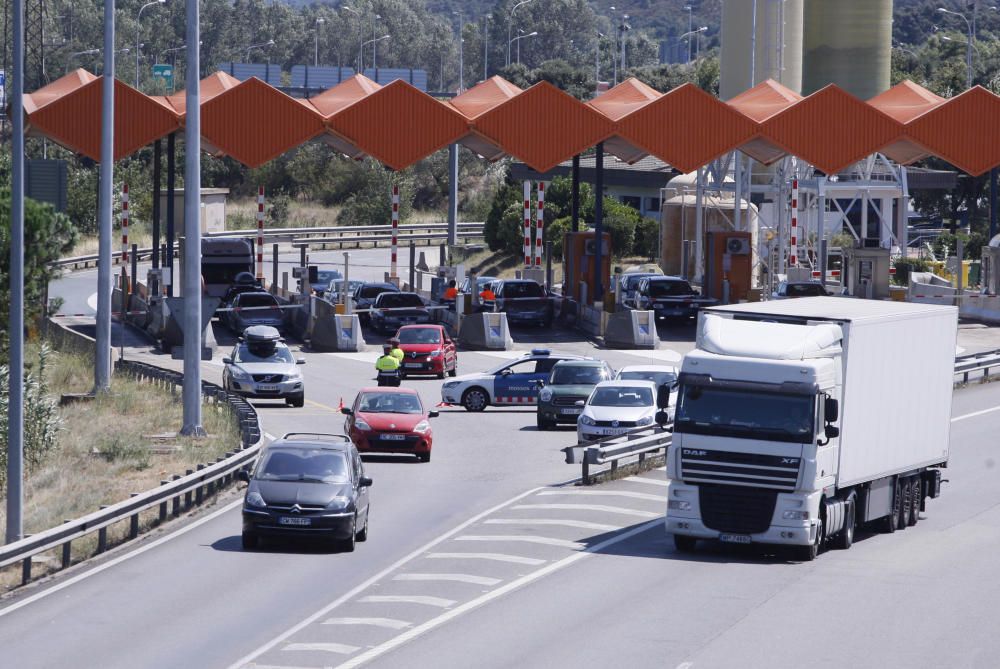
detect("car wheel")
(341, 516), (357, 552)
(356, 510), (369, 542)
(241, 531), (258, 550)
(461, 387), (489, 412)
(287, 393), (305, 408)
(418, 452), (431, 463)
(437, 370), (446, 379)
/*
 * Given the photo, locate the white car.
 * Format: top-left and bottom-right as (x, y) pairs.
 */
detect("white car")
(440, 348), (586, 412)
(222, 326), (306, 407)
(577, 380), (658, 442)
(615, 364), (679, 420)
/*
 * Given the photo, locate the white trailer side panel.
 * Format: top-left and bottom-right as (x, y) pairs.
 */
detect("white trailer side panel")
(838, 309), (956, 486)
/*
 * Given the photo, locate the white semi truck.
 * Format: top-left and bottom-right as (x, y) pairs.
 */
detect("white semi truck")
(665, 298), (957, 560)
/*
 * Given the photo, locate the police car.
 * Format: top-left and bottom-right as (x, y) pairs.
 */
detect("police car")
(440, 349), (587, 412)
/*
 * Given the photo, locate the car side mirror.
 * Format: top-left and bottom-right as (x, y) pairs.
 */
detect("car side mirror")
(824, 424), (840, 440)
(575, 400), (585, 407)
(296, 358), (306, 365)
(657, 384), (671, 409)
(535, 379), (545, 388)
(222, 357), (233, 365)
(501, 369), (512, 376)
(824, 397), (839, 423)
(237, 470), (250, 483)
(359, 476), (373, 488)
(341, 407), (353, 415)
(428, 410), (440, 418)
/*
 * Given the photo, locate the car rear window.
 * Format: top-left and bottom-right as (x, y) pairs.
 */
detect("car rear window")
(647, 280), (694, 297)
(502, 282), (544, 298)
(788, 283), (826, 297)
(360, 286), (393, 299)
(378, 293), (424, 309)
(239, 294), (279, 308)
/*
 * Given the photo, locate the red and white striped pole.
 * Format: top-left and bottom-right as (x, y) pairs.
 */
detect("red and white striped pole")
(256, 186), (265, 280)
(121, 183), (129, 265)
(523, 180), (531, 267)
(391, 184), (399, 278)
(534, 181), (545, 267)
(790, 178), (799, 267)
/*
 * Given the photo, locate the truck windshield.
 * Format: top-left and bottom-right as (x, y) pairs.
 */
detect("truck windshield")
(674, 385), (815, 444)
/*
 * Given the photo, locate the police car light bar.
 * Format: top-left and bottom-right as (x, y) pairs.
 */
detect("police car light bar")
(530, 348), (551, 356)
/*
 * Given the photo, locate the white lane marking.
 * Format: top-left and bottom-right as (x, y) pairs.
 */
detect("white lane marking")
(512, 503), (659, 519)
(283, 642), (359, 655)
(358, 595), (455, 608)
(0, 498), (244, 620)
(393, 573), (501, 586)
(264, 433), (278, 441)
(613, 348), (683, 362)
(425, 552), (545, 566)
(623, 476), (669, 487)
(952, 405), (1000, 422)
(246, 664), (318, 669)
(676, 663), (694, 669)
(477, 350), (527, 360)
(206, 359), (225, 367)
(227, 486), (548, 669)
(322, 617), (412, 630)
(484, 518), (622, 532)
(87, 292), (98, 311)
(537, 489), (665, 502)
(332, 518), (662, 669)
(456, 535), (583, 549)
(320, 351), (381, 364)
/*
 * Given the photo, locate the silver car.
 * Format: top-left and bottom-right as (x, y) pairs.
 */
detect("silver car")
(223, 326), (306, 407)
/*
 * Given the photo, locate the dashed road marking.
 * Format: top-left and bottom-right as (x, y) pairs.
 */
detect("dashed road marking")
(623, 476), (669, 487)
(393, 573), (501, 586)
(322, 617), (412, 630)
(952, 405), (1000, 422)
(456, 534), (583, 549)
(537, 490), (665, 502)
(512, 503), (660, 519)
(358, 595), (455, 608)
(483, 518), (622, 532)
(426, 552), (545, 566)
(614, 348), (682, 362)
(283, 642), (359, 655)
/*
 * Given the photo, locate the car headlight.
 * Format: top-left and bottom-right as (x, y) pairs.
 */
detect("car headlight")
(782, 510), (810, 520)
(286, 371), (302, 381)
(326, 496), (352, 511)
(230, 367), (251, 381)
(443, 381), (461, 389)
(579, 414), (596, 426)
(668, 500), (691, 511)
(413, 420), (431, 434)
(245, 491), (266, 508)
(539, 388), (553, 402)
(636, 416), (653, 426)
(430, 349), (443, 357)
(354, 417), (372, 431)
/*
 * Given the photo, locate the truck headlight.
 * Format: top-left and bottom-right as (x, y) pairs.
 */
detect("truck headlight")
(539, 388), (553, 402)
(579, 414), (595, 426)
(782, 510), (810, 520)
(245, 491), (266, 508)
(668, 500), (691, 511)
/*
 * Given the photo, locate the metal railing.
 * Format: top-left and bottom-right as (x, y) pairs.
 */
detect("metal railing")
(564, 426), (673, 485)
(0, 360), (263, 587)
(954, 348), (1000, 385)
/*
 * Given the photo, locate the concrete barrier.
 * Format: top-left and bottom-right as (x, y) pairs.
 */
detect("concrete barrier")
(459, 311), (514, 350)
(604, 309), (658, 349)
(308, 296), (366, 352)
(143, 296), (219, 359)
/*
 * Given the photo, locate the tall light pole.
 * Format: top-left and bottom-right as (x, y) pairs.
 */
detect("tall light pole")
(342, 5), (363, 71)
(510, 30), (537, 65)
(595, 31), (603, 95)
(371, 13), (381, 72)
(314, 17), (325, 67)
(245, 38), (274, 63)
(135, 0), (166, 89)
(610, 5), (618, 85)
(454, 10), (464, 91)
(938, 7), (973, 89)
(483, 13), (492, 80)
(66, 48), (100, 73)
(507, 0), (536, 67)
(363, 34), (390, 69)
(679, 26), (707, 64)
(684, 4), (693, 63)
(619, 13), (630, 76)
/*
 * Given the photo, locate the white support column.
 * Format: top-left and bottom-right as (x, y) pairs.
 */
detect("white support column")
(880, 196), (894, 250)
(898, 165), (910, 255)
(256, 186), (265, 280)
(790, 177), (799, 267)
(523, 180), (532, 267)
(695, 167), (705, 282)
(534, 181), (545, 267)
(391, 183), (399, 278)
(734, 153), (743, 231)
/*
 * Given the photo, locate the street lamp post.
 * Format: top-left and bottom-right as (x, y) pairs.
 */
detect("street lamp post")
(507, 0), (536, 67)
(454, 10), (464, 91)
(484, 13), (492, 80)
(938, 7), (973, 89)
(245, 39), (274, 63)
(679, 26), (707, 64)
(314, 17), (325, 67)
(509, 30), (537, 65)
(684, 4), (693, 63)
(66, 48), (100, 73)
(595, 31), (603, 95)
(619, 14), (630, 76)
(610, 5), (617, 85)
(371, 13), (381, 72)
(363, 34), (390, 70)
(341, 5), (363, 71)
(136, 0), (166, 90)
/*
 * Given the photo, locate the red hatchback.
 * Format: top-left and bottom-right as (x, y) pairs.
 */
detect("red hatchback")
(394, 324), (458, 379)
(341, 387), (438, 462)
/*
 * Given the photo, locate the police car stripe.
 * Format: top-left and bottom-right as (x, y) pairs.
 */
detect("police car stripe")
(495, 396), (537, 404)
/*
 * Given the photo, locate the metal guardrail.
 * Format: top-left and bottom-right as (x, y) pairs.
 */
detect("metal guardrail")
(50, 222), (485, 270)
(0, 360), (263, 587)
(954, 348), (1000, 385)
(564, 426), (673, 485)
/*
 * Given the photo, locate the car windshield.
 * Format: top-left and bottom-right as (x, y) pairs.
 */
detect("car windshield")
(234, 343), (294, 364)
(378, 293), (424, 309)
(315, 270), (341, 285)
(358, 392), (424, 414)
(589, 386), (653, 407)
(397, 328), (441, 344)
(618, 370), (678, 387)
(647, 280), (694, 297)
(360, 286), (394, 299)
(239, 294), (279, 309)
(256, 448), (349, 483)
(502, 282), (544, 298)
(624, 274), (652, 290)
(788, 283), (826, 297)
(550, 366), (605, 385)
(674, 385), (815, 443)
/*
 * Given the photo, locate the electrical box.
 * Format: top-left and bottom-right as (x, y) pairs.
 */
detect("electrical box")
(563, 231), (612, 304)
(704, 231), (752, 303)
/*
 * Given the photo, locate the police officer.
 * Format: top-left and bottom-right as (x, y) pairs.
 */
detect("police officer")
(375, 343), (401, 386)
(388, 338), (405, 362)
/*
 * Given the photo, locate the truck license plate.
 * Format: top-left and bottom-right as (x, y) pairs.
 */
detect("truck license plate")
(279, 517), (311, 526)
(719, 533), (751, 545)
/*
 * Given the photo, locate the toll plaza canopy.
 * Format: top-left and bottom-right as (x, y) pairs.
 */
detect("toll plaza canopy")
(21, 69), (1000, 177)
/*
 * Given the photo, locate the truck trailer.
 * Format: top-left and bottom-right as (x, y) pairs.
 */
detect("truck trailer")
(664, 297), (958, 560)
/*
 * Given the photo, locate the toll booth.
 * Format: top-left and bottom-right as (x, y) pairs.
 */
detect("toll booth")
(982, 234), (1000, 296)
(843, 246), (890, 299)
(703, 231), (752, 303)
(563, 231), (611, 304)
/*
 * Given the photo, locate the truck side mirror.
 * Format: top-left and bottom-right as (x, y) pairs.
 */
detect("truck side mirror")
(824, 397), (839, 423)
(657, 384), (671, 409)
(655, 410), (670, 426)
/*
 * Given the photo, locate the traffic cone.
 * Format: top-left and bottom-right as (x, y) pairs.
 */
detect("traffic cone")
(338, 397), (344, 411)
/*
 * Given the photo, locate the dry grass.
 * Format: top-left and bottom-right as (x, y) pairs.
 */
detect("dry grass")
(453, 248), (565, 284)
(0, 347), (239, 592)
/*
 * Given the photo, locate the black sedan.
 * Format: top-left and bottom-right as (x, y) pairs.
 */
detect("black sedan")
(238, 433), (372, 551)
(369, 292), (432, 334)
(352, 282), (399, 323)
(224, 291), (285, 334)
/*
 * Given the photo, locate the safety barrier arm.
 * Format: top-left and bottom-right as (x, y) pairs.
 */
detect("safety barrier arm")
(0, 360), (263, 588)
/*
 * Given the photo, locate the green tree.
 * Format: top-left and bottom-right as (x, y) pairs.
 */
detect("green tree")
(336, 160), (415, 227)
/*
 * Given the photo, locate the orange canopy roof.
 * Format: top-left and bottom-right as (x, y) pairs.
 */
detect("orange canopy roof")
(908, 86), (1000, 176)
(868, 81), (947, 165)
(165, 71), (241, 117)
(727, 79), (803, 165)
(303, 75), (383, 160)
(449, 77), (523, 162)
(588, 78), (662, 164)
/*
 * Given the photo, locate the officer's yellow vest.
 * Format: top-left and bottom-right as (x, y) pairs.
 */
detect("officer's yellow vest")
(375, 354), (400, 371)
(390, 348), (404, 361)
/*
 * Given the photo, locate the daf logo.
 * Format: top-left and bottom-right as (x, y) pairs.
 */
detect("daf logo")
(781, 458), (800, 465)
(683, 449), (708, 456)
(290, 504), (302, 514)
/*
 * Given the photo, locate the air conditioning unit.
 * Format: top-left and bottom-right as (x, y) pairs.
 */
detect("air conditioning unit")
(726, 237), (750, 255)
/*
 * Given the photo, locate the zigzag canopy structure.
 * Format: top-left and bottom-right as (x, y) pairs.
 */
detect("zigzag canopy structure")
(21, 69), (1000, 177)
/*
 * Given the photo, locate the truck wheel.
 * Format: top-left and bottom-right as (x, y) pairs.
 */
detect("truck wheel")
(881, 479), (901, 534)
(673, 534), (697, 553)
(796, 517), (823, 562)
(461, 387), (489, 412)
(908, 477), (921, 527)
(898, 477), (912, 531)
(833, 499), (855, 550)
